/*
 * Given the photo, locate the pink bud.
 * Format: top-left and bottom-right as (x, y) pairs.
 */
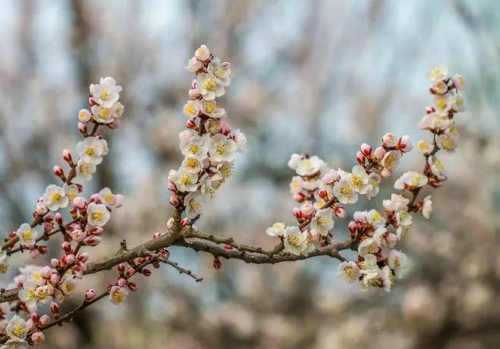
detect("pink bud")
(35, 202), (49, 216)
(128, 282), (137, 291)
(382, 133), (396, 148)
(167, 181), (177, 191)
(380, 168), (392, 178)
(50, 273), (59, 285)
(31, 331), (45, 344)
(39, 315), (50, 326)
(85, 289), (96, 301)
(29, 250), (40, 259)
(348, 221), (359, 235)
(360, 143), (372, 156)
(152, 232), (161, 239)
(334, 206), (347, 219)
(293, 207), (303, 219)
(356, 151), (365, 165)
(425, 106), (436, 114)
(88, 95), (97, 106)
(84, 236), (102, 246)
(37, 246), (48, 255)
(188, 88), (201, 99)
(63, 149), (73, 164)
(118, 278), (127, 287)
(142, 268), (152, 277)
(397, 135), (413, 153)
(73, 196), (87, 209)
(54, 213), (63, 226)
(50, 259), (59, 268)
(61, 241), (72, 253)
(169, 194), (180, 207)
(88, 227), (104, 236)
(386, 233), (398, 248)
(373, 146), (386, 161)
(77, 252), (89, 262)
(31, 312), (39, 323)
(89, 193), (101, 203)
(220, 122), (231, 135)
(50, 302), (60, 315)
(186, 119), (196, 129)
(180, 218), (190, 227)
(65, 254), (75, 265)
(78, 122), (87, 134)
(118, 263), (126, 272)
(53, 166), (64, 177)
(293, 193), (306, 203)
(108, 118), (121, 129)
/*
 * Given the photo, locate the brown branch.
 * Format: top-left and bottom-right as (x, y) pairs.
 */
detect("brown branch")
(160, 258), (203, 282)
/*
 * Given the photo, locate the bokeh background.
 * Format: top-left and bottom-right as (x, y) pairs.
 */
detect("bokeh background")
(1, 0), (499, 348)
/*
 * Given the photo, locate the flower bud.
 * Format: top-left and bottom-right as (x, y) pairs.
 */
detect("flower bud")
(118, 263), (126, 272)
(39, 315), (50, 326)
(380, 168), (392, 178)
(300, 201), (314, 217)
(356, 151), (365, 165)
(334, 206), (347, 219)
(62, 149), (73, 164)
(35, 201), (49, 216)
(64, 254), (75, 265)
(373, 146), (386, 161)
(118, 278), (127, 287)
(293, 193), (306, 203)
(188, 88), (201, 99)
(180, 218), (190, 227)
(220, 122), (231, 136)
(77, 252), (89, 262)
(186, 119), (196, 129)
(293, 207), (303, 219)
(61, 241), (72, 253)
(128, 282), (137, 292)
(425, 106), (436, 114)
(37, 246), (48, 255)
(167, 181), (177, 191)
(88, 95), (97, 106)
(109, 118), (121, 129)
(53, 166), (64, 178)
(50, 302), (60, 315)
(78, 122), (87, 134)
(397, 135), (413, 153)
(50, 259), (59, 268)
(126, 268), (135, 278)
(73, 196), (87, 209)
(213, 257), (222, 270)
(89, 193), (101, 203)
(88, 227), (104, 236)
(54, 213), (63, 226)
(360, 143), (372, 156)
(50, 273), (60, 285)
(85, 289), (96, 301)
(348, 221), (359, 236)
(169, 194), (180, 207)
(31, 331), (45, 344)
(84, 236), (102, 246)
(142, 268), (152, 277)
(30, 312), (39, 323)
(382, 133), (396, 148)
(152, 232), (161, 239)
(166, 217), (175, 229)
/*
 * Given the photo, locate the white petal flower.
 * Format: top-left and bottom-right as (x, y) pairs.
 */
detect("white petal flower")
(64, 183), (80, 202)
(394, 171), (428, 190)
(109, 286), (128, 305)
(182, 157), (203, 174)
(207, 58), (231, 87)
(75, 160), (96, 183)
(201, 100), (226, 119)
(184, 192), (205, 219)
(283, 226), (311, 255)
(87, 203), (111, 227)
(381, 150), (401, 172)
(338, 261), (360, 283)
(89, 77), (122, 108)
(422, 195), (432, 219)
(78, 109), (91, 123)
(169, 169), (199, 192)
(5, 315), (32, 341)
(287, 154), (302, 170)
(90, 105), (115, 124)
(197, 73), (225, 100)
(427, 65), (448, 82)
(448, 94), (465, 112)
(418, 112), (451, 132)
(208, 134), (236, 162)
(351, 165), (369, 193)
(233, 129), (247, 152)
(310, 209), (334, 236)
(367, 209), (385, 228)
(98, 188), (123, 209)
(383, 193), (410, 212)
(428, 156), (446, 179)
(111, 102), (125, 118)
(43, 185), (69, 211)
(417, 139), (433, 155)
(194, 44), (211, 61)
(76, 137), (107, 165)
(183, 100), (202, 118)
(452, 74), (466, 90)
(295, 156), (325, 177)
(2, 338), (29, 349)
(185, 56), (203, 72)
(358, 238), (380, 257)
(364, 173), (381, 199)
(179, 130), (208, 160)
(16, 224), (38, 248)
(265, 222), (286, 237)
(436, 124), (459, 152)
(381, 265), (395, 292)
(388, 249), (409, 279)
(333, 176), (358, 204)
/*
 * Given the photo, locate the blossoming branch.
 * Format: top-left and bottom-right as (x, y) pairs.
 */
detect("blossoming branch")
(0, 45), (465, 347)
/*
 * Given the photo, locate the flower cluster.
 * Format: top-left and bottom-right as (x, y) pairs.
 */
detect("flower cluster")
(336, 66), (466, 291)
(0, 78), (125, 347)
(266, 133), (412, 255)
(168, 45), (246, 222)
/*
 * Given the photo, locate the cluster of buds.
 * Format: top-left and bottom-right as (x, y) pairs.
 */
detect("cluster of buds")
(0, 78), (125, 347)
(168, 45), (246, 223)
(356, 133), (413, 178)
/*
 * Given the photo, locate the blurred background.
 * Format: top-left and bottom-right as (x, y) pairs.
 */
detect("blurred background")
(0, 0), (499, 348)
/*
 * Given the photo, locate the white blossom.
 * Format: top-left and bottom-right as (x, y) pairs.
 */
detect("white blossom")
(194, 44), (211, 61)
(90, 105), (114, 124)
(283, 226), (311, 255)
(109, 286), (128, 305)
(98, 188), (123, 209)
(43, 185), (69, 211)
(265, 222), (286, 237)
(208, 134), (237, 162)
(89, 77), (122, 108)
(16, 223), (38, 248)
(388, 250), (409, 279)
(338, 261), (360, 283)
(427, 65), (448, 82)
(429, 156), (446, 178)
(75, 160), (96, 183)
(197, 73), (225, 100)
(76, 137), (108, 165)
(183, 100), (202, 118)
(351, 165), (369, 193)
(207, 57), (231, 87)
(310, 209), (334, 236)
(394, 171), (428, 190)
(169, 169), (199, 192)
(293, 155), (325, 177)
(87, 203), (111, 227)
(184, 192), (205, 219)
(367, 209), (385, 228)
(179, 130), (208, 160)
(358, 238), (380, 257)
(333, 175), (358, 204)
(5, 316), (32, 342)
(383, 193), (409, 212)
